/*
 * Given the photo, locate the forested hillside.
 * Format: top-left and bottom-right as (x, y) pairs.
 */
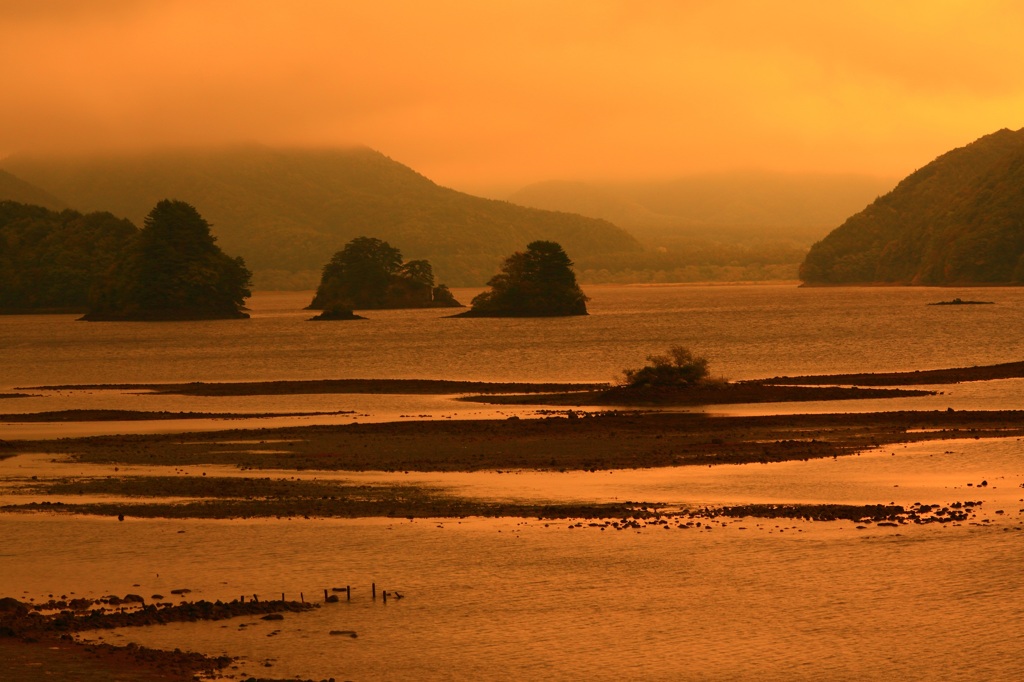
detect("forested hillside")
(2, 147), (640, 288)
(801, 128), (1024, 285)
(0, 201), (137, 312)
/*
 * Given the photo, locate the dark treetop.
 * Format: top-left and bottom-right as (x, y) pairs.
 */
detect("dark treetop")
(82, 200), (252, 320)
(457, 240), (589, 317)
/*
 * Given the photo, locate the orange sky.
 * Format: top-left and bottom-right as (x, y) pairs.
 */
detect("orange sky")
(2, 0), (1022, 192)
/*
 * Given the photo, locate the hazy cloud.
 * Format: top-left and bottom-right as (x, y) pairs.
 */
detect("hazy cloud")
(2, 0), (1022, 190)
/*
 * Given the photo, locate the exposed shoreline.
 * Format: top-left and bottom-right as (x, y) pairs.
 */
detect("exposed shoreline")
(0, 408), (356, 423)
(462, 383), (933, 406)
(4, 362), (1023, 679)
(755, 359), (1024, 386)
(17, 378), (609, 396)
(0, 595), (317, 682)
(16, 359), (1023, 406)
(9, 409), (1024, 474)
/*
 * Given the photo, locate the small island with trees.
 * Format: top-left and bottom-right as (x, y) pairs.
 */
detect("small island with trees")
(307, 237), (461, 319)
(81, 200), (252, 321)
(455, 240), (589, 317)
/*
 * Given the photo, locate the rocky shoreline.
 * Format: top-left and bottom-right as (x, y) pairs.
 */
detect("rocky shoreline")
(0, 594), (325, 681)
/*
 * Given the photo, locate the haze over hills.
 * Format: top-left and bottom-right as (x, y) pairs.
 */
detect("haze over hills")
(0, 170), (66, 212)
(0, 146), (640, 288)
(508, 172), (897, 243)
(801, 128), (1024, 285)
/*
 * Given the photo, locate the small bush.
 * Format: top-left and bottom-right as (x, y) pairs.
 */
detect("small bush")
(623, 346), (710, 388)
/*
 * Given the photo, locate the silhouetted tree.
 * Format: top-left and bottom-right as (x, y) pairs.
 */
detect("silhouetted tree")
(83, 200), (251, 320)
(309, 237), (461, 310)
(623, 347), (710, 387)
(461, 240), (588, 316)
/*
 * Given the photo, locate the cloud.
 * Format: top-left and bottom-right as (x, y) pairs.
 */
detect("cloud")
(2, 0), (1022, 188)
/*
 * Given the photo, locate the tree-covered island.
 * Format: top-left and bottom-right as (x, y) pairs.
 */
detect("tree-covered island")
(81, 200), (252, 321)
(0, 201), (137, 313)
(307, 237), (462, 314)
(455, 240), (589, 317)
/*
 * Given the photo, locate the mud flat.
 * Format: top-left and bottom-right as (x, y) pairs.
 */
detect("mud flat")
(757, 359), (1024, 386)
(2, 474), (658, 520)
(0, 409), (356, 423)
(8, 409), (1024, 472)
(0, 595), (320, 682)
(463, 359), (1024, 405)
(465, 383), (933, 406)
(21, 378), (609, 397)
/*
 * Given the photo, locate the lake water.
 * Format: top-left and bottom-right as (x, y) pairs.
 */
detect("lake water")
(2, 284), (1024, 680)
(3, 284), (1024, 436)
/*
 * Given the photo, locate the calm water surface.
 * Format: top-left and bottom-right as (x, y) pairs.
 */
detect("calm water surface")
(4, 284), (1024, 436)
(2, 284), (1024, 680)
(3, 284), (1024, 388)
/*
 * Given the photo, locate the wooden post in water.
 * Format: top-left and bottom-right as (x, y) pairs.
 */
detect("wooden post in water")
(300, 592), (304, 603)
(372, 583), (376, 600)
(383, 590), (388, 604)
(324, 589), (328, 602)
(281, 593), (285, 602)
(346, 585), (351, 601)
(253, 594), (258, 603)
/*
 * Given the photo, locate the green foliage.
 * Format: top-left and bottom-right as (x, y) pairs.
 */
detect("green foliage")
(0, 201), (136, 312)
(85, 200), (252, 320)
(466, 241), (589, 316)
(308, 237), (461, 310)
(801, 128), (1024, 285)
(623, 347), (710, 388)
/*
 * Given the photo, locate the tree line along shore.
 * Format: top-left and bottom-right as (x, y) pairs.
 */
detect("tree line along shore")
(1, 199), (591, 319)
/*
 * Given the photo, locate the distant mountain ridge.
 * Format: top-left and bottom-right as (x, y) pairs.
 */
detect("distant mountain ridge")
(0, 170), (66, 211)
(508, 172), (896, 242)
(800, 128), (1024, 285)
(0, 146), (640, 287)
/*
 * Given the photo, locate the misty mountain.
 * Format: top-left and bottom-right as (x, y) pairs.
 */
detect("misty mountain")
(0, 170), (66, 211)
(801, 128), (1024, 285)
(508, 172), (896, 243)
(0, 146), (640, 287)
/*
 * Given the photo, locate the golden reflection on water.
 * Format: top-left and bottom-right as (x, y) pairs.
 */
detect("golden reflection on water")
(2, 438), (1023, 679)
(3, 286), (1024, 679)
(2, 512), (1021, 681)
